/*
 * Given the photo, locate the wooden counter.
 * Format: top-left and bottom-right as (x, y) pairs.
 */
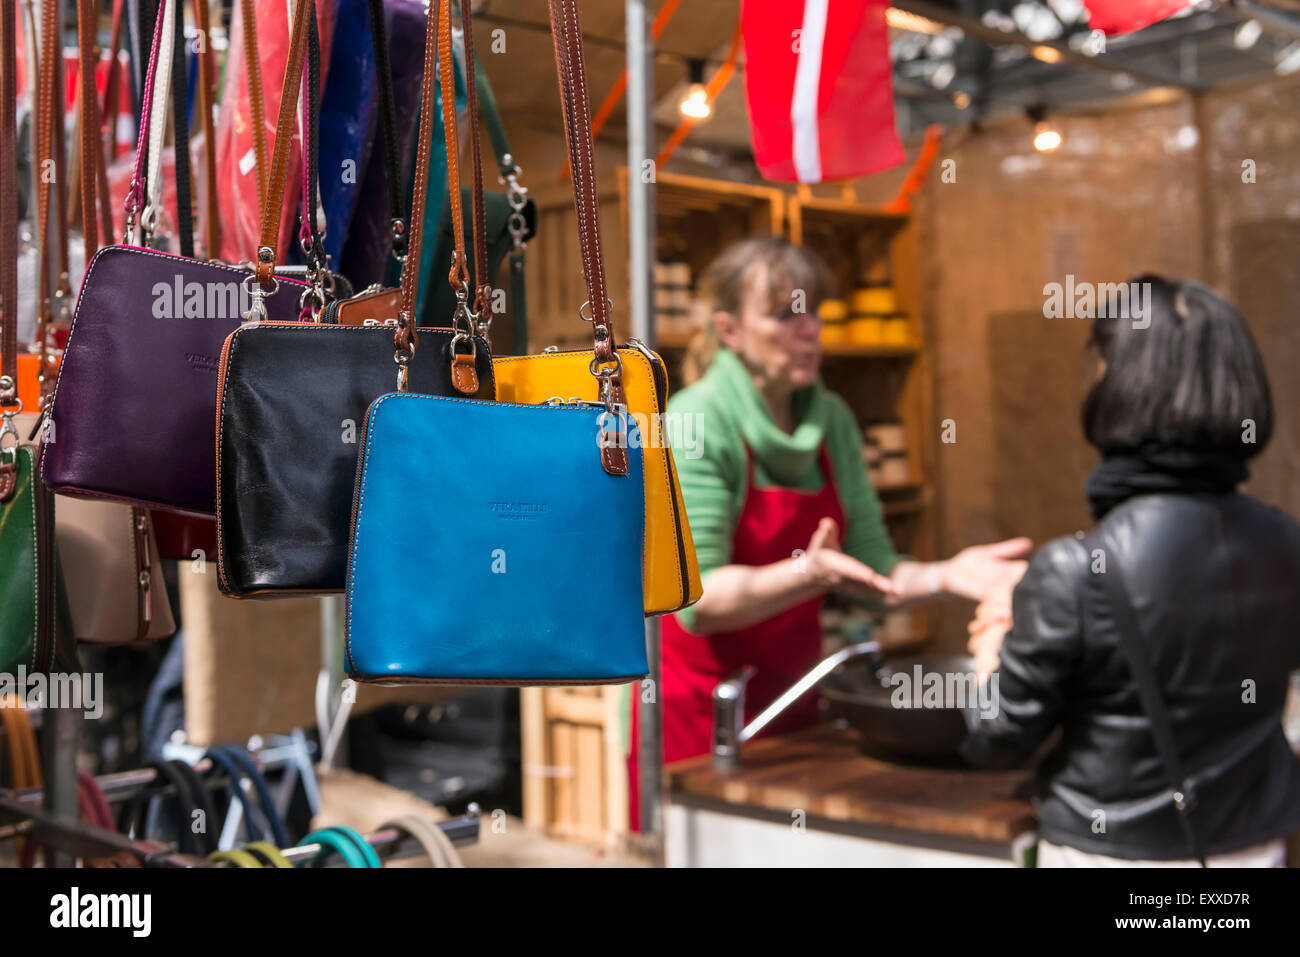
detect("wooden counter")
(665, 725), (1036, 865)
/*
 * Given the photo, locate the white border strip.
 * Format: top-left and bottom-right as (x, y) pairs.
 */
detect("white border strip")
(791, 0), (828, 183)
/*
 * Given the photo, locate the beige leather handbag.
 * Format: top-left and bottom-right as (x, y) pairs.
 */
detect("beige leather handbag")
(20, 415), (176, 645)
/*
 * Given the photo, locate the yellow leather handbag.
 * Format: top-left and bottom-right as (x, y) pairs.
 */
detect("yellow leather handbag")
(494, 341), (701, 615)
(493, 0), (700, 616)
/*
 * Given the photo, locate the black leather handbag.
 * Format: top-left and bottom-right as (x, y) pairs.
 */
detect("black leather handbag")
(214, 0), (494, 597)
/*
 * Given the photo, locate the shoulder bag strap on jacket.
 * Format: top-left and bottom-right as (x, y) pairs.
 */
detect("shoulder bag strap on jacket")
(1082, 527), (1207, 867)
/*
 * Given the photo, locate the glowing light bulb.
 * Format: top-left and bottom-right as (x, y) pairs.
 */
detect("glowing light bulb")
(1033, 123), (1062, 152)
(680, 84), (711, 120)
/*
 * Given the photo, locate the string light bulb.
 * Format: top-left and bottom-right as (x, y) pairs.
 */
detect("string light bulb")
(680, 60), (711, 120)
(1027, 105), (1061, 152)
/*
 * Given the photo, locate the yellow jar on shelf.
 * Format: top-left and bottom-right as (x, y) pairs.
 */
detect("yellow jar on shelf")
(880, 315), (912, 345)
(822, 320), (849, 347)
(819, 299), (849, 348)
(851, 286), (898, 316)
(847, 316), (885, 344)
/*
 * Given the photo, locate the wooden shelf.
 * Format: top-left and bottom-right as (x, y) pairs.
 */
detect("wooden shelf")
(874, 480), (926, 496)
(651, 328), (919, 359)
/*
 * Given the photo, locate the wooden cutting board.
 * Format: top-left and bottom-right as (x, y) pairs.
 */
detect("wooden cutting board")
(667, 726), (1036, 843)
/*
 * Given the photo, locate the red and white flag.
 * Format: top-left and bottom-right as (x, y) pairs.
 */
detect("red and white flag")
(742, 0), (902, 183)
(1084, 0), (1189, 36)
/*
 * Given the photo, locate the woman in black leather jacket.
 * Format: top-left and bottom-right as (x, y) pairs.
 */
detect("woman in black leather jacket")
(961, 276), (1300, 866)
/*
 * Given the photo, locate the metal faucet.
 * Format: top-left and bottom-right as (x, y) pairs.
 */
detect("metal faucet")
(711, 641), (882, 768)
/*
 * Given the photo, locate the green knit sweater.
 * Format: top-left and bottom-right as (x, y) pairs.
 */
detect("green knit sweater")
(669, 349), (900, 629)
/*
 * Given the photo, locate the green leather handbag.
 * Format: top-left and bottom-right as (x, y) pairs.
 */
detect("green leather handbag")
(0, 443), (80, 678)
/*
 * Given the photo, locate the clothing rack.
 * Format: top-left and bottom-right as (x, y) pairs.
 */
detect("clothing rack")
(0, 788), (480, 867)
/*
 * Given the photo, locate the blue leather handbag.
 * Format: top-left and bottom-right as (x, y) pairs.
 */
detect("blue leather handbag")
(343, 0), (647, 686)
(344, 392), (648, 685)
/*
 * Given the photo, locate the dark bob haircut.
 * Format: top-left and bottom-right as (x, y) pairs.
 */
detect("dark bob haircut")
(1083, 275), (1272, 459)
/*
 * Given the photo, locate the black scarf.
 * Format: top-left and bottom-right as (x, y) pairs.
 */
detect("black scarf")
(1085, 446), (1248, 520)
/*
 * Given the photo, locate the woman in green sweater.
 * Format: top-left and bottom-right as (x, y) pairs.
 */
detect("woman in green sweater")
(657, 237), (1031, 765)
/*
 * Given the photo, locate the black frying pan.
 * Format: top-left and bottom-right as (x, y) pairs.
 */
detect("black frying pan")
(821, 654), (984, 766)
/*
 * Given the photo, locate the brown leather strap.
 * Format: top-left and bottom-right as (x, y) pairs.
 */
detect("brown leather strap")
(193, 0), (221, 257)
(33, 0), (64, 400)
(95, 0), (127, 245)
(394, 0), (445, 349)
(547, 0), (628, 475)
(397, 2), (486, 338)
(254, 0), (316, 286)
(76, 0), (103, 259)
(242, 0), (269, 219)
(435, 0), (466, 300)
(459, 0), (488, 318)
(34, 0), (58, 338)
(49, 1), (72, 302)
(101, 0), (126, 162)
(0, 0), (17, 401)
(546, 0), (614, 365)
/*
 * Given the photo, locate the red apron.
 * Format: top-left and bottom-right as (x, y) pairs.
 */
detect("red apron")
(629, 444), (846, 830)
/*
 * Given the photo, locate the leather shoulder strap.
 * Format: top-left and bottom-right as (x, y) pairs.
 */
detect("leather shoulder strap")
(1, 0), (18, 406)
(459, 0), (488, 318)
(241, 0), (269, 215)
(546, 0), (628, 475)
(253, 0), (317, 286)
(394, 0), (448, 342)
(547, 0), (614, 364)
(1082, 527), (1207, 866)
(75, 0), (104, 257)
(192, 0), (220, 256)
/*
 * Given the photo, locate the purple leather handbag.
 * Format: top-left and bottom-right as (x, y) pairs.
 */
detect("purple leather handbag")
(41, 0), (307, 516)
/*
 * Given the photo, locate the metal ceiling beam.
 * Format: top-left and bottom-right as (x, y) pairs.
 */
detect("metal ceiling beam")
(1225, 0), (1300, 40)
(892, 0), (1205, 91)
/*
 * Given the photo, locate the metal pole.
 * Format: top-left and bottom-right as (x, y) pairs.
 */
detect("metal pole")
(625, 0), (663, 856)
(41, 705), (82, 867)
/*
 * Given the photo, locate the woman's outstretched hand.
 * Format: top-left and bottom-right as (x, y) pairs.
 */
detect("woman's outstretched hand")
(804, 518), (899, 601)
(940, 537), (1033, 603)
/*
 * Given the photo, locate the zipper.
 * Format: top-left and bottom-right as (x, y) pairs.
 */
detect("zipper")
(131, 507), (154, 640)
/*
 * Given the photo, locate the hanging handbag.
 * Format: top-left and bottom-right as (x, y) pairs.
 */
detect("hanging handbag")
(489, 1), (701, 617)
(343, 0), (647, 686)
(19, 0), (175, 647)
(213, 0), (494, 598)
(41, 0), (312, 516)
(0, 1), (79, 677)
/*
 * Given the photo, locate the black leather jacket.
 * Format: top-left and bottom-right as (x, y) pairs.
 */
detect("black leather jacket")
(961, 492), (1300, 860)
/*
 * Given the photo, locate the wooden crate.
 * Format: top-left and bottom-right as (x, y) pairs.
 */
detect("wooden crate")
(520, 685), (629, 847)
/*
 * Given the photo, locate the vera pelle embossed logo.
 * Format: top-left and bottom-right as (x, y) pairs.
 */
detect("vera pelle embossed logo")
(488, 500), (550, 521)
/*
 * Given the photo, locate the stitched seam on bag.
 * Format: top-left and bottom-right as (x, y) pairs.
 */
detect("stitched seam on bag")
(492, 350), (682, 602)
(42, 246), (308, 484)
(214, 328), (241, 592)
(26, 449), (38, 672)
(344, 392), (622, 680)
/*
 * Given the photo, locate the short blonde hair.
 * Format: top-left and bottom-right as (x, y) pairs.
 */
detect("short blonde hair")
(684, 237), (834, 383)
